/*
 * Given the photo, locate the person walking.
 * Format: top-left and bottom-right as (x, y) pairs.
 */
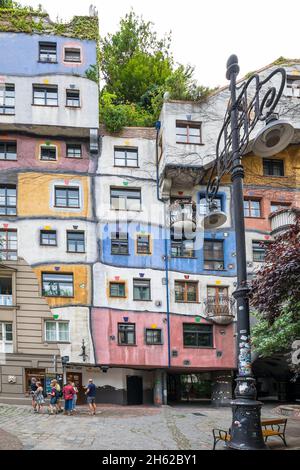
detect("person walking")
(34, 382), (45, 414)
(29, 377), (38, 413)
(84, 378), (97, 416)
(48, 380), (58, 415)
(62, 380), (75, 416)
(71, 382), (78, 413)
(53, 379), (63, 413)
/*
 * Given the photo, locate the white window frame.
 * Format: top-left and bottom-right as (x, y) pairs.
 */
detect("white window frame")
(0, 322), (13, 353)
(45, 320), (70, 343)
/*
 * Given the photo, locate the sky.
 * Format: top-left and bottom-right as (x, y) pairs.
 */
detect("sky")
(18, 0), (300, 88)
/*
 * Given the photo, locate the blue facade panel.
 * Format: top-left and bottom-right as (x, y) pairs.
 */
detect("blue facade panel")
(0, 33), (97, 77)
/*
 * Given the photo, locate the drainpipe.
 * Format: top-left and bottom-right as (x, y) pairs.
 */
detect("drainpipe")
(155, 121), (171, 370)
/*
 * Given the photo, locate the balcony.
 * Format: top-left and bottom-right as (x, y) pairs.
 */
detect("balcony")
(204, 296), (235, 325)
(269, 208), (298, 236)
(169, 202), (196, 233)
(0, 295), (13, 306)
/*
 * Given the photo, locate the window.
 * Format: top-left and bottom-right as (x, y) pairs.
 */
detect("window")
(175, 281), (198, 303)
(109, 282), (126, 298)
(55, 187), (80, 208)
(0, 276), (13, 306)
(244, 199), (261, 217)
(64, 48), (81, 62)
(40, 230), (57, 246)
(45, 321), (69, 342)
(176, 120), (202, 144)
(111, 232), (129, 255)
(39, 42), (57, 63)
(114, 147), (138, 167)
(0, 230), (17, 261)
(263, 159), (284, 177)
(33, 85), (58, 106)
(0, 322), (13, 353)
(66, 90), (80, 107)
(183, 324), (213, 348)
(42, 273), (74, 297)
(110, 188), (141, 211)
(0, 141), (17, 161)
(206, 286), (229, 315)
(136, 235), (151, 254)
(270, 202), (291, 213)
(204, 240), (224, 270)
(0, 185), (17, 216)
(171, 239), (194, 258)
(199, 196), (222, 215)
(40, 145), (57, 161)
(133, 279), (151, 301)
(0, 84), (15, 115)
(66, 144), (82, 158)
(286, 75), (300, 97)
(118, 323), (135, 345)
(252, 241), (268, 262)
(145, 329), (162, 345)
(67, 231), (85, 253)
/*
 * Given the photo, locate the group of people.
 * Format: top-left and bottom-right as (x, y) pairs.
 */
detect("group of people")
(30, 377), (97, 416)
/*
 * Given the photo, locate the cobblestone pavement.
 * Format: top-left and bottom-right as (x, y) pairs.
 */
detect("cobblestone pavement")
(0, 403), (299, 450)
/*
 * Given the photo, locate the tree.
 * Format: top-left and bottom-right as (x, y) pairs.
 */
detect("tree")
(250, 211), (300, 374)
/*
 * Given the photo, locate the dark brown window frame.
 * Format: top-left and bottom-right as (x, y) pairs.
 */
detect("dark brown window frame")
(176, 120), (203, 145)
(174, 280), (199, 303)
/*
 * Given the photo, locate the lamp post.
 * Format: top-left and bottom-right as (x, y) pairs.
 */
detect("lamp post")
(204, 55), (294, 450)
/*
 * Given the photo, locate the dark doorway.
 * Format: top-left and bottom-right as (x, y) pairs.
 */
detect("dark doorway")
(127, 376), (143, 405)
(66, 372), (85, 404)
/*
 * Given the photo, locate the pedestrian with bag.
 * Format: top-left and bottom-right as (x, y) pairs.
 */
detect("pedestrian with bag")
(62, 380), (75, 416)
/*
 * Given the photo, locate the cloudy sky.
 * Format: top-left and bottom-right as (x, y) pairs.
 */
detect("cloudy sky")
(19, 0), (300, 88)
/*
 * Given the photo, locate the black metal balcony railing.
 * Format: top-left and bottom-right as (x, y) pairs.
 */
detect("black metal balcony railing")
(204, 296), (235, 324)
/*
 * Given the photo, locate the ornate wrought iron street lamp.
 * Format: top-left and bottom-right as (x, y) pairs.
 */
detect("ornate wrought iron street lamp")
(204, 55), (294, 450)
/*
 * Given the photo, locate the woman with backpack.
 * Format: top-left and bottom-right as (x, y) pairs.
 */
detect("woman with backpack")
(53, 379), (63, 413)
(62, 380), (75, 416)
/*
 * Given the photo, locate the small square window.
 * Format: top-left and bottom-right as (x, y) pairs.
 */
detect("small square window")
(66, 90), (80, 107)
(39, 42), (57, 63)
(67, 231), (85, 253)
(133, 279), (151, 301)
(263, 159), (284, 177)
(109, 282), (126, 298)
(0, 84), (15, 115)
(111, 232), (129, 255)
(64, 48), (81, 63)
(136, 235), (151, 254)
(244, 199), (261, 218)
(66, 144), (82, 158)
(145, 329), (162, 345)
(54, 187), (80, 208)
(114, 147), (138, 167)
(0, 141), (17, 161)
(40, 146), (57, 161)
(176, 121), (202, 144)
(42, 273), (74, 297)
(33, 85), (58, 106)
(40, 230), (57, 246)
(118, 323), (135, 345)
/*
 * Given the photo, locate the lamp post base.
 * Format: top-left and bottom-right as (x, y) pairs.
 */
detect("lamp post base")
(226, 398), (267, 450)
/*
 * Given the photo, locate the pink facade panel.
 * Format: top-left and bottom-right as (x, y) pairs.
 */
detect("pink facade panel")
(91, 308), (236, 370)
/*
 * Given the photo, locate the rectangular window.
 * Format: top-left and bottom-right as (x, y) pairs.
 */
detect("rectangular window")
(176, 120), (202, 144)
(45, 321), (70, 342)
(171, 239), (194, 258)
(109, 282), (125, 298)
(206, 286), (229, 315)
(145, 329), (162, 345)
(0, 84), (15, 115)
(66, 90), (80, 107)
(39, 42), (57, 63)
(0, 230), (17, 261)
(0, 276), (13, 306)
(204, 240), (224, 270)
(114, 147), (138, 167)
(33, 85), (58, 106)
(183, 324), (213, 348)
(64, 48), (81, 63)
(118, 323), (135, 345)
(244, 199), (261, 217)
(0, 141), (17, 161)
(42, 273), (74, 297)
(111, 232), (129, 255)
(0, 185), (17, 216)
(40, 230), (57, 246)
(0, 322), (13, 353)
(136, 235), (151, 254)
(263, 159), (284, 176)
(67, 231), (85, 253)
(199, 196), (222, 215)
(286, 76), (300, 97)
(175, 281), (198, 303)
(133, 279), (151, 301)
(110, 188), (141, 211)
(54, 187), (80, 208)
(252, 241), (268, 262)
(40, 146), (57, 161)
(66, 144), (82, 158)
(270, 202), (291, 213)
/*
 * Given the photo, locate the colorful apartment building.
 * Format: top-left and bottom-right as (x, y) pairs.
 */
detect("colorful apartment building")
(0, 6), (299, 405)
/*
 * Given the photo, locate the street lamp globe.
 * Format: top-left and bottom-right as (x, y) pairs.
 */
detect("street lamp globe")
(252, 115), (294, 157)
(202, 200), (227, 229)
